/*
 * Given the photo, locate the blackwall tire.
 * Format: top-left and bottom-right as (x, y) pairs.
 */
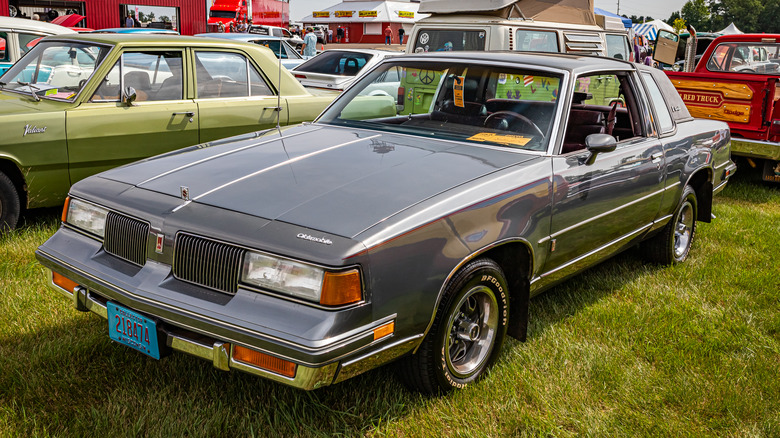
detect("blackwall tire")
(398, 258), (509, 394)
(643, 185), (697, 265)
(0, 172), (20, 234)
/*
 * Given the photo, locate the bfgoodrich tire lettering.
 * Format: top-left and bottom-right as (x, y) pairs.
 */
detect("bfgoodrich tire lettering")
(643, 185), (697, 265)
(0, 172), (21, 233)
(398, 258), (509, 394)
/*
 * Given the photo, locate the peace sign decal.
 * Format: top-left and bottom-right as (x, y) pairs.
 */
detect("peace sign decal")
(419, 70), (435, 85)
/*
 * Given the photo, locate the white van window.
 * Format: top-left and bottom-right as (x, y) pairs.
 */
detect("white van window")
(605, 34), (630, 60)
(515, 30), (559, 52)
(412, 29), (487, 53)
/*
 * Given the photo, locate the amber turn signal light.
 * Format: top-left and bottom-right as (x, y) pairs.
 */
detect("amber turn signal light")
(232, 345), (296, 378)
(373, 321), (395, 341)
(319, 269), (362, 306)
(52, 271), (78, 293)
(61, 196), (71, 223)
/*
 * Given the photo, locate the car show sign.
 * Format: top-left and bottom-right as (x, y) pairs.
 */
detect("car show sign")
(335, 11), (353, 18)
(359, 10), (378, 17)
(313, 11), (330, 18)
(398, 11), (415, 18)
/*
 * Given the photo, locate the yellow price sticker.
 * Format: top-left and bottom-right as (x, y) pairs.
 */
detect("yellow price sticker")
(468, 132), (531, 147)
(453, 75), (465, 108)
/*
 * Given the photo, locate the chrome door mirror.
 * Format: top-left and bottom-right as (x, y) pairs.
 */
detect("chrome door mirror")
(583, 133), (617, 165)
(124, 86), (137, 106)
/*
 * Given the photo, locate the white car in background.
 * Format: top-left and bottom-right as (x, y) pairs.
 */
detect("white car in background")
(248, 25), (304, 50)
(0, 16), (75, 75)
(291, 49), (399, 92)
(195, 33), (310, 69)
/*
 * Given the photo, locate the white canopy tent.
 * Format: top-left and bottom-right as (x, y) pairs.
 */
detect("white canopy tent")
(299, 1), (427, 24)
(718, 23), (743, 35)
(632, 19), (674, 41)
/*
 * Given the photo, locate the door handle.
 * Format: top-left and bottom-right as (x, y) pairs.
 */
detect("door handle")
(650, 152), (663, 161)
(172, 111), (195, 122)
(264, 106), (283, 111)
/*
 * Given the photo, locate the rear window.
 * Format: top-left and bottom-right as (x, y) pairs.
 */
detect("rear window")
(294, 51), (373, 76)
(412, 29), (487, 53)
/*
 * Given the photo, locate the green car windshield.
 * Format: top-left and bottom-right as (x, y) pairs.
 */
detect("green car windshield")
(0, 41), (110, 101)
(319, 60), (563, 151)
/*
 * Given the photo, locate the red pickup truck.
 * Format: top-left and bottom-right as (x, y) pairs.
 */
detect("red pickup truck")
(663, 34), (780, 183)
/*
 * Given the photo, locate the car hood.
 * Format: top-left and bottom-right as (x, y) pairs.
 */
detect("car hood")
(0, 90), (72, 115)
(98, 124), (536, 238)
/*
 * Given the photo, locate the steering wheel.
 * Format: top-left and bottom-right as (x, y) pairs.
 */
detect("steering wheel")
(484, 110), (545, 139)
(606, 101), (619, 136)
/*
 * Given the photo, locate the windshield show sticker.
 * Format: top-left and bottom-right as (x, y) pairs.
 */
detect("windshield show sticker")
(468, 132), (531, 147)
(453, 75), (465, 108)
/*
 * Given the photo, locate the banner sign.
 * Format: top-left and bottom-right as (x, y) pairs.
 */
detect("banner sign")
(359, 10), (377, 17)
(313, 11), (330, 18)
(398, 11), (414, 18)
(335, 10), (353, 18)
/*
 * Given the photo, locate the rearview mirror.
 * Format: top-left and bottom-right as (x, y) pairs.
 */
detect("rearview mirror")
(583, 133), (617, 165)
(124, 87), (137, 106)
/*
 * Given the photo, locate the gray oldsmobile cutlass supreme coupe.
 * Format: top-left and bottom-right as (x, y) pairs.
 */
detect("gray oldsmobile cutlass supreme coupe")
(37, 52), (736, 394)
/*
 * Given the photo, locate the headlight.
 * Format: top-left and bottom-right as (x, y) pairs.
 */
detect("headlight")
(63, 197), (108, 238)
(241, 251), (362, 306)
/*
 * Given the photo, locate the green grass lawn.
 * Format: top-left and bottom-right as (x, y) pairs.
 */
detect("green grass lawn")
(1, 172), (778, 437)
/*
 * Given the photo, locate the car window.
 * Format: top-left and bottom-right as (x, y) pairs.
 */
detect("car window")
(91, 60), (121, 102)
(560, 72), (646, 154)
(320, 60), (562, 152)
(295, 50), (373, 76)
(412, 29), (487, 53)
(641, 71), (674, 134)
(515, 30), (559, 53)
(0, 32), (7, 62)
(2, 41), (109, 101)
(707, 42), (780, 74)
(606, 34), (630, 60)
(195, 51), (272, 98)
(18, 32), (43, 57)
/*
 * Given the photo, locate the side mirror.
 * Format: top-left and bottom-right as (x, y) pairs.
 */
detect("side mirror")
(582, 133), (617, 165)
(124, 86), (137, 106)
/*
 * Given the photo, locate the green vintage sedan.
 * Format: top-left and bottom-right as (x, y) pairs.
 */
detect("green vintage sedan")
(0, 34), (335, 232)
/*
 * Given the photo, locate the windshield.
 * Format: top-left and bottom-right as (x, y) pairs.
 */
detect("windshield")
(210, 10), (236, 19)
(412, 29), (487, 53)
(0, 41), (110, 101)
(294, 51), (374, 76)
(319, 60), (562, 151)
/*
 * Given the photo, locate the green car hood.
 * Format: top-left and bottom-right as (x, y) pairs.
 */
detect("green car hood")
(0, 90), (74, 115)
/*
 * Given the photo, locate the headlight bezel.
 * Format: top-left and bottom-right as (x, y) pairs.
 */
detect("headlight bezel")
(62, 196), (109, 240)
(240, 249), (364, 309)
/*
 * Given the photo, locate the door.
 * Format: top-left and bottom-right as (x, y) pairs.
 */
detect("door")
(66, 49), (198, 184)
(542, 72), (666, 279)
(193, 50), (285, 143)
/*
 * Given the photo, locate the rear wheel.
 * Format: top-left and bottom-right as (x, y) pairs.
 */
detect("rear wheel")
(398, 258), (508, 394)
(0, 172), (21, 233)
(643, 185), (697, 264)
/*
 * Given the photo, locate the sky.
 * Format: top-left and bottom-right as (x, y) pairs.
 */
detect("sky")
(288, 0), (689, 23)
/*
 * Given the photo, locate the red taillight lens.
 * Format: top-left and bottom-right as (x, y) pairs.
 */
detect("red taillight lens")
(294, 74), (306, 79)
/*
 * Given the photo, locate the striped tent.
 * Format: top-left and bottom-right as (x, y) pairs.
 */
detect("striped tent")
(632, 19), (674, 41)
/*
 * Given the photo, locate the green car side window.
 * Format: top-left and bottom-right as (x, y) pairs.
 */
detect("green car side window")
(92, 51), (184, 102)
(92, 60), (121, 102)
(195, 51), (272, 99)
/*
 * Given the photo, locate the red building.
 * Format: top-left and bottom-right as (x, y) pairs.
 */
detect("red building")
(1, 0), (207, 35)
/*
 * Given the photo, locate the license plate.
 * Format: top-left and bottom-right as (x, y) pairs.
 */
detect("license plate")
(107, 302), (161, 359)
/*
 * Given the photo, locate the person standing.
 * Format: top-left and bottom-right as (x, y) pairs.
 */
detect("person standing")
(302, 27), (317, 57)
(336, 26), (344, 43)
(384, 25), (393, 45)
(125, 15), (134, 28)
(398, 27), (405, 45)
(328, 28), (333, 43)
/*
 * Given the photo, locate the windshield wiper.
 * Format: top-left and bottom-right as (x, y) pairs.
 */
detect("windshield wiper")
(16, 80), (41, 101)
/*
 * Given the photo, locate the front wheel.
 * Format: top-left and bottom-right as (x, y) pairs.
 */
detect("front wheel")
(0, 172), (21, 233)
(398, 258), (508, 394)
(642, 185), (697, 264)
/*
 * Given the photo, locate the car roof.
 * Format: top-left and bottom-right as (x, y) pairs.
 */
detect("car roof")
(0, 16), (77, 34)
(195, 33), (285, 41)
(41, 33), (257, 47)
(91, 28), (179, 34)
(319, 48), (401, 56)
(396, 51), (635, 74)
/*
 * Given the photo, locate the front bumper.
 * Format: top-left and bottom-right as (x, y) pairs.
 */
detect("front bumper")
(730, 138), (780, 161)
(36, 229), (417, 390)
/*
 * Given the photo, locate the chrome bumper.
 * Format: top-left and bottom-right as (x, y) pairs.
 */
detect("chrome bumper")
(46, 272), (339, 390)
(730, 138), (780, 161)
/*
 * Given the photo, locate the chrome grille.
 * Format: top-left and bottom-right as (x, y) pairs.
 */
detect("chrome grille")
(173, 233), (245, 294)
(104, 211), (149, 266)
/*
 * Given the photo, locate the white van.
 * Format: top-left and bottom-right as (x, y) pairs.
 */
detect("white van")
(406, 0), (632, 61)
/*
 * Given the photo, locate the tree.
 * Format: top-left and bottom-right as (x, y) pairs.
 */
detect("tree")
(709, 0), (764, 32)
(666, 10), (681, 26)
(673, 18), (687, 33)
(757, 0), (780, 33)
(681, 0), (709, 31)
